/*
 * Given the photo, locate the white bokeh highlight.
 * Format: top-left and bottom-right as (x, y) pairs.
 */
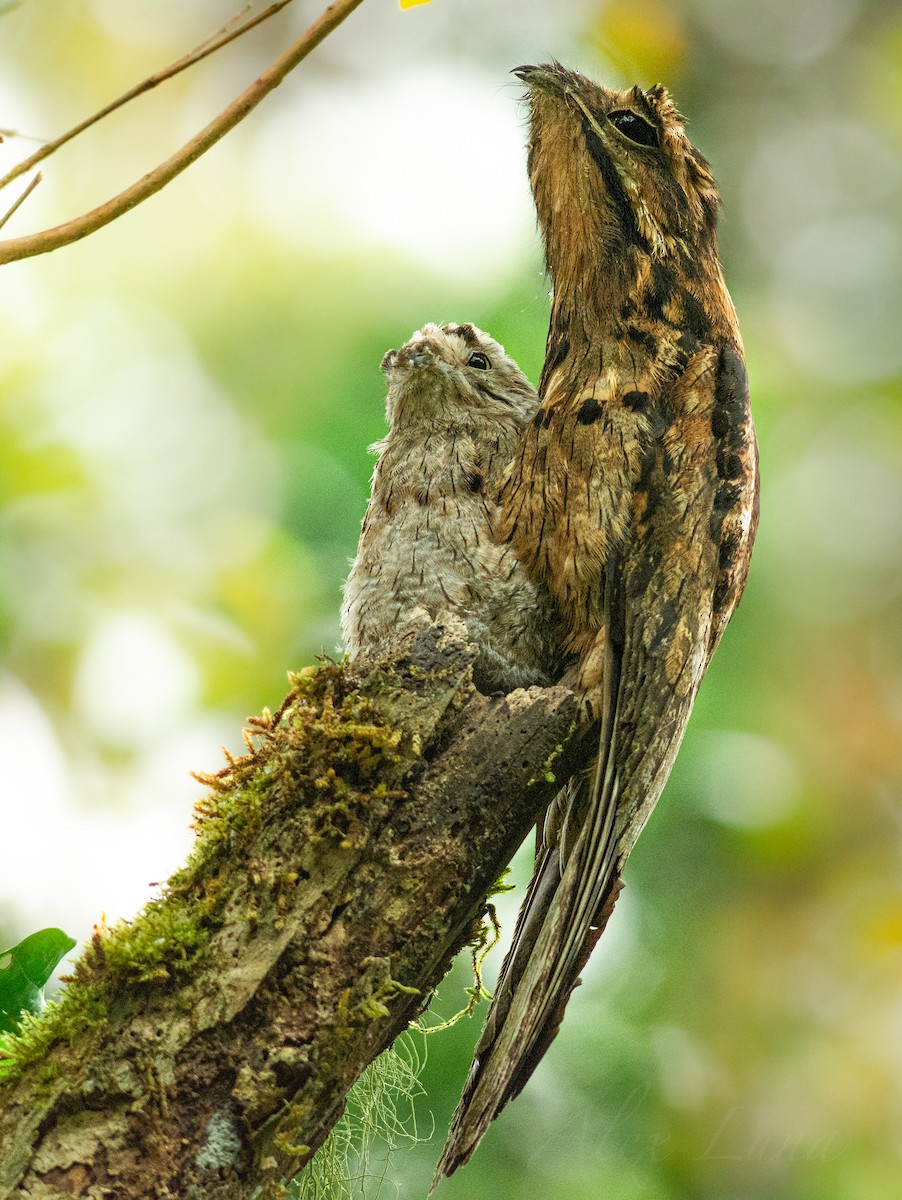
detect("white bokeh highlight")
(254, 67), (537, 280)
(72, 613), (199, 750)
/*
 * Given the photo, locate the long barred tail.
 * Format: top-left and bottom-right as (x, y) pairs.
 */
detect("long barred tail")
(435, 593), (630, 1186)
(432, 767), (624, 1186)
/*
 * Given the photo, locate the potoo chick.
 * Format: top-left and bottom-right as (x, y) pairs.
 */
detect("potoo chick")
(436, 65), (759, 1180)
(341, 322), (560, 692)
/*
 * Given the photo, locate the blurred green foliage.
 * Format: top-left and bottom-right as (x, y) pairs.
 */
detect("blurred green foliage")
(0, 0), (901, 1196)
(0, 928), (75, 1036)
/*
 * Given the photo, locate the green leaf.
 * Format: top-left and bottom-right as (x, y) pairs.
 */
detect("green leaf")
(0, 928), (76, 1035)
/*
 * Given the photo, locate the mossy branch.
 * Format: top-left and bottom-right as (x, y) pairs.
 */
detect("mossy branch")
(0, 619), (587, 1199)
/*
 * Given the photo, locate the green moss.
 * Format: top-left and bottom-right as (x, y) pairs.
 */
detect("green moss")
(487, 866), (516, 899)
(274, 1097), (314, 1158)
(0, 898), (206, 1085)
(92, 901), (206, 985)
(188, 666), (405, 855)
(353, 979), (420, 1023)
(0, 982), (107, 1085)
(0, 661), (412, 1089)
(331, 959), (421, 1035)
(527, 723), (578, 786)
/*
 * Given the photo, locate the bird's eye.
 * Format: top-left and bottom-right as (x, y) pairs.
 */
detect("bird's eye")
(468, 353), (491, 370)
(607, 110), (659, 149)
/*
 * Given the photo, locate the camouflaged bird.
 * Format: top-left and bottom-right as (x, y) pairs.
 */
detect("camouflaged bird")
(436, 65), (759, 1180)
(341, 321), (560, 692)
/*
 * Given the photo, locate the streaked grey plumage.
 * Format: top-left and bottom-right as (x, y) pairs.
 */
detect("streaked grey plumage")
(341, 322), (560, 691)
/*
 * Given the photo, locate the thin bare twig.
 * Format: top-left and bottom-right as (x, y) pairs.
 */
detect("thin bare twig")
(0, 129), (45, 144)
(186, 3), (255, 57)
(0, 172), (41, 232)
(0, 0), (366, 264)
(0, 1), (297, 196)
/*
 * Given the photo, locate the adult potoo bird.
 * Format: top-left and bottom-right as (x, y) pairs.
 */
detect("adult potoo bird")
(436, 65), (759, 1180)
(341, 322), (560, 691)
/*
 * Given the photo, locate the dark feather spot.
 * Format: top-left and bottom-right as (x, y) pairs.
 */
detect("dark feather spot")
(719, 532), (741, 570)
(626, 325), (658, 354)
(542, 408), (555, 428)
(676, 329), (699, 361)
(646, 261), (676, 322)
(636, 446), (658, 493)
(713, 577), (731, 612)
(713, 480), (743, 515)
(465, 470), (484, 493)
(622, 390), (649, 411)
(678, 288), (712, 342)
(714, 345), (750, 429)
(711, 407), (731, 438)
(577, 397), (602, 424)
(721, 453), (744, 480)
(450, 323), (479, 347)
(712, 348), (752, 498)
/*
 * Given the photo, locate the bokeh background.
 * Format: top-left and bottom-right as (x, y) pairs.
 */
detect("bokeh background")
(2, 0), (901, 1196)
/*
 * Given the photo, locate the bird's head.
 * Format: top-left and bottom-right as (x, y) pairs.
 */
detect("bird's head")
(380, 323), (538, 431)
(514, 63), (721, 269)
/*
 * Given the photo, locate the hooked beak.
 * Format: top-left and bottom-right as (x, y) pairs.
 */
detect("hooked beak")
(381, 346), (434, 376)
(511, 63), (569, 95)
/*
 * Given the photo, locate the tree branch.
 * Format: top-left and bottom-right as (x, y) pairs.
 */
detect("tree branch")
(0, 0), (366, 265)
(0, 2), (298, 197)
(0, 172), (41, 234)
(0, 620), (588, 1199)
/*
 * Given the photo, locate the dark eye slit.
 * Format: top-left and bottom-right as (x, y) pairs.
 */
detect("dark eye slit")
(607, 109), (659, 149)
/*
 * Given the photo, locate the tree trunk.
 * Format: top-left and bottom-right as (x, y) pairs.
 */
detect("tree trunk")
(0, 618), (587, 1198)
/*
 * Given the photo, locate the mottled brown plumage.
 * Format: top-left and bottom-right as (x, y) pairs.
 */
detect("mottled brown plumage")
(341, 321), (560, 691)
(436, 65), (759, 1181)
